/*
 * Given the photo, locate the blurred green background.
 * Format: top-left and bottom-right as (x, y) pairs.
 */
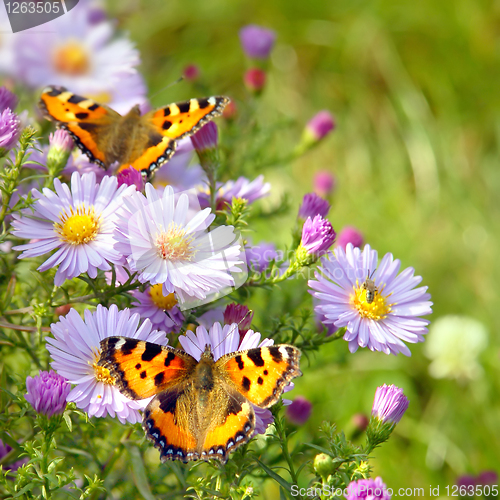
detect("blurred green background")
(112, 0), (499, 492)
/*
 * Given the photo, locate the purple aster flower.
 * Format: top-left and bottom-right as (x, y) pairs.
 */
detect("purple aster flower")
(0, 438), (27, 474)
(286, 396), (312, 425)
(244, 68), (267, 93)
(12, 172), (134, 286)
(0, 108), (21, 152)
(309, 243), (432, 355)
(191, 122), (218, 153)
(196, 307), (225, 328)
(179, 322), (292, 435)
(117, 166), (145, 191)
(0, 86), (18, 112)
(198, 175), (271, 210)
(346, 477), (391, 500)
(457, 475), (476, 487)
(336, 226), (364, 250)
(298, 193), (330, 219)
(131, 284), (184, 333)
(372, 384), (409, 425)
(223, 303), (253, 335)
(12, 4), (142, 111)
(315, 307), (338, 336)
(46, 304), (169, 424)
(314, 170), (336, 197)
(305, 111), (336, 142)
(299, 215), (336, 258)
(114, 184), (244, 306)
(25, 370), (71, 417)
(49, 129), (74, 153)
(239, 25), (276, 59)
(246, 241), (279, 273)
(478, 470), (498, 485)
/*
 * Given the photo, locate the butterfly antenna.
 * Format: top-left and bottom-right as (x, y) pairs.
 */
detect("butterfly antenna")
(149, 76), (185, 101)
(212, 310), (254, 352)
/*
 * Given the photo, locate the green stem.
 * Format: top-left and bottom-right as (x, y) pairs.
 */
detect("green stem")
(274, 416), (299, 485)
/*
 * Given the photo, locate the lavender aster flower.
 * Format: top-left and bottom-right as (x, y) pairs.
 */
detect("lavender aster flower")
(114, 184), (243, 305)
(298, 215), (336, 260)
(305, 111), (335, 141)
(336, 226), (364, 250)
(12, 172), (134, 286)
(286, 396), (312, 425)
(198, 175), (271, 210)
(0, 108), (21, 152)
(191, 122), (218, 153)
(131, 284), (184, 333)
(346, 477), (391, 500)
(179, 322), (292, 435)
(25, 370), (71, 417)
(372, 384), (409, 425)
(0, 86), (18, 112)
(309, 243), (432, 356)
(46, 304), (168, 423)
(49, 129), (74, 153)
(239, 25), (276, 59)
(298, 193), (330, 219)
(246, 241), (278, 272)
(117, 166), (145, 191)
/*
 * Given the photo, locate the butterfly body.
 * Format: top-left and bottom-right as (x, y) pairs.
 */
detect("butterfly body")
(99, 337), (301, 463)
(39, 86), (229, 179)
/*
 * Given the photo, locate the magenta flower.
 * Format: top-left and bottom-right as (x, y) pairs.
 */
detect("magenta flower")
(191, 121), (218, 153)
(0, 86), (18, 112)
(239, 25), (276, 59)
(25, 370), (71, 417)
(183, 64), (200, 81)
(305, 111), (335, 142)
(286, 396), (312, 425)
(299, 215), (336, 258)
(346, 477), (391, 500)
(336, 226), (364, 250)
(223, 303), (253, 335)
(372, 384), (409, 425)
(309, 243), (432, 355)
(314, 170), (336, 197)
(244, 68), (266, 92)
(0, 108), (21, 152)
(298, 192), (330, 219)
(12, 172), (134, 286)
(46, 304), (169, 424)
(117, 166), (145, 191)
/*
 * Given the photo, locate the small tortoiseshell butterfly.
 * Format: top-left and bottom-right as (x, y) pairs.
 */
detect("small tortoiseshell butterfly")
(38, 86), (229, 179)
(98, 337), (301, 463)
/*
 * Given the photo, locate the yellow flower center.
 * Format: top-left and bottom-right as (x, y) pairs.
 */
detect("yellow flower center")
(155, 223), (196, 261)
(91, 350), (115, 401)
(52, 40), (90, 76)
(54, 205), (100, 245)
(86, 91), (112, 104)
(351, 281), (393, 320)
(149, 284), (177, 310)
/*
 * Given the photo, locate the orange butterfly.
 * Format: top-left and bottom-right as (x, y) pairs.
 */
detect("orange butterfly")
(38, 86), (229, 179)
(98, 337), (301, 463)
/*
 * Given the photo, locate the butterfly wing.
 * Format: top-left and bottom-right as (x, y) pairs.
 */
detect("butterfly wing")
(146, 96), (229, 141)
(39, 86), (120, 168)
(217, 345), (302, 408)
(98, 337), (197, 400)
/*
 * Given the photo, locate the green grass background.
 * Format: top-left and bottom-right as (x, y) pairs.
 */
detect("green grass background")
(108, 0), (500, 493)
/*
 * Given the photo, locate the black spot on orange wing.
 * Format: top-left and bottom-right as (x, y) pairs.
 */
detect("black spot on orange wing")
(242, 376), (251, 391)
(75, 112), (89, 120)
(68, 94), (85, 104)
(235, 355), (244, 370)
(257, 377), (263, 385)
(247, 349), (265, 367)
(121, 338), (139, 356)
(141, 343), (162, 361)
(154, 372), (165, 386)
(140, 371), (147, 379)
(177, 101), (191, 113)
(135, 363), (141, 370)
(268, 346), (283, 363)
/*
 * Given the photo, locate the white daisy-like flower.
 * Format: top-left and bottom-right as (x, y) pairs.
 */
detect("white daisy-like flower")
(12, 172), (134, 286)
(179, 322), (292, 435)
(113, 184), (244, 306)
(11, 3), (145, 112)
(309, 243), (432, 356)
(46, 304), (169, 424)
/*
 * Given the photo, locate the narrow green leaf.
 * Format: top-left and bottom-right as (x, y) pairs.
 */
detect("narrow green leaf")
(125, 444), (155, 500)
(255, 458), (292, 492)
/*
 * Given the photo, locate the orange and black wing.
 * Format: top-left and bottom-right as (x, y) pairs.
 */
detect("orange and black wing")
(39, 85), (119, 168)
(218, 345), (302, 408)
(147, 96), (229, 140)
(98, 337), (197, 400)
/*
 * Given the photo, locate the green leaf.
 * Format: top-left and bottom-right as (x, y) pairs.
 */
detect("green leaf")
(125, 444), (155, 500)
(255, 459), (292, 492)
